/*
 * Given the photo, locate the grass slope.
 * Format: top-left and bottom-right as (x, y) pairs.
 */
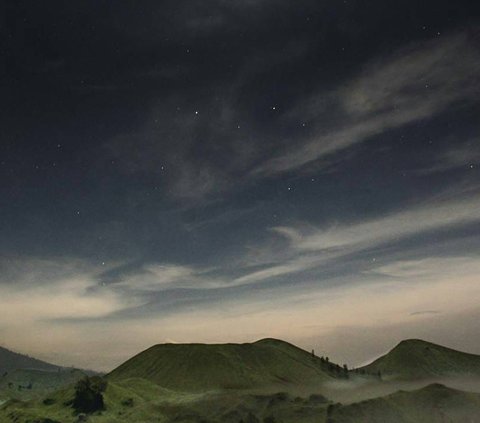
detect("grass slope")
(361, 339), (480, 380)
(327, 383), (480, 423)
(0, 346), (60, 375)
(0, 378), (330, 423)
(108, 338), (340, 392)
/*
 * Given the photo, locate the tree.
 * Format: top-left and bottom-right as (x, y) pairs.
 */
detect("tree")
(72, 376), (108, 414)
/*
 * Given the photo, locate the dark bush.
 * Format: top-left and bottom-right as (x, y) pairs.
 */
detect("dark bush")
(72, 376), (107, 414)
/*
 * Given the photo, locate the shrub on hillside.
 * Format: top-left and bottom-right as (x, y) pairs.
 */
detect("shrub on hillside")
(72, 376), (107, 414)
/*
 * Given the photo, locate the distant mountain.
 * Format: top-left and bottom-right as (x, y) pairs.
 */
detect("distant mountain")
(327, 383), (480, 423)
(360, 339), (480, 380)
(0, 346), (60, 375)
(0, 368), (89, 401)
(108, 338), (344, 391)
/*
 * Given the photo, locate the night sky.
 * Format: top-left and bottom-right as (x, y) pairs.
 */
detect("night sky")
(1, 1), (480, 370)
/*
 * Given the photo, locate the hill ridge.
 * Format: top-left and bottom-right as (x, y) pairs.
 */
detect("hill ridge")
(0, 346), (60, 375)
(361, 338), (480, 380)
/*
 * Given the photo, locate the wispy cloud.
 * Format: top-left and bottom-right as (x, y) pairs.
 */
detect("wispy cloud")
(419, 140), (480, 174)
(104, 262), (226, 292)
(0, 257), (135, 324)
(410, 310), (441, 316)
(218, 192), (480, 288)
(274, 195), (480, 254)
(100, 190), (480, 292)
(369, 257), (480, 280)
(253, 32), (480, 176)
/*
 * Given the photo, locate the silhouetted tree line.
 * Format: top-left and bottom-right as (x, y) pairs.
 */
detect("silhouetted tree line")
(316, 356), (350, 379)
(310, 350), (382, 380)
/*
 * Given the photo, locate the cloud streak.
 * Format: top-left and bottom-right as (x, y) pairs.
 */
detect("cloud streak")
(254, 32), (480, 176)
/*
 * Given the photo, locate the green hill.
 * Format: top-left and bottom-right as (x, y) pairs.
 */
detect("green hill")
(107, 338), (343, 391)
(360, 339), (480, 380)
(327, 383), (480, 423)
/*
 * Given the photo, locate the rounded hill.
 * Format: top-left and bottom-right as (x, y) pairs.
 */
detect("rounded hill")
(107, 338), (338, 391)
(361, 339), (480, 380)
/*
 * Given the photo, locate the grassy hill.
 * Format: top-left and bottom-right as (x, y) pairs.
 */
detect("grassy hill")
(107, 338), (344, 392)
(0, 346), (60, 375)
(360, 339), (480, 380)
(327, 383), (480, 423)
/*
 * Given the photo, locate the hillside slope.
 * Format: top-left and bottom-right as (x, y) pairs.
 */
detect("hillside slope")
(0, 346), (59, 375)
(0, 377), (331, 423)
(327, 383), (480, 423)
(360, 339), (480, 380)
(108, 338), (341, 391)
